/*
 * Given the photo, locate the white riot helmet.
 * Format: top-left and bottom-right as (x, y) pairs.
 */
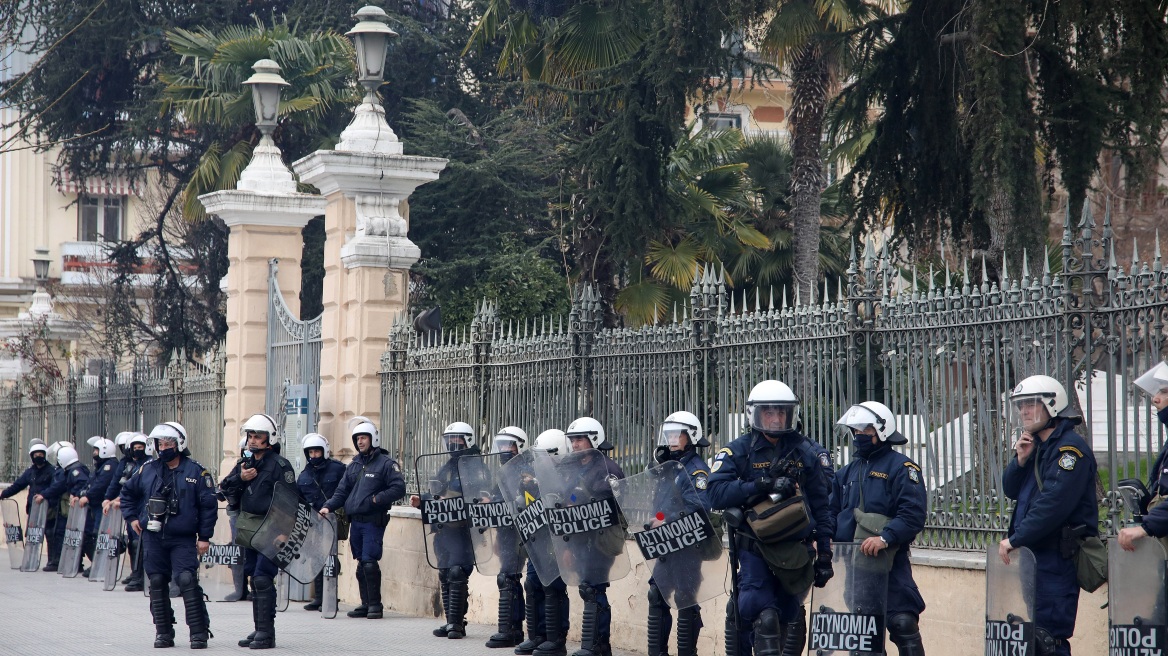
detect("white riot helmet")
(1135, 362), (1168, 397)
(238, 437), (247, 453)
(129, 433), (150, 451)
(240, 413), (280, 445)
(149, 421), (188, 453)
(58, 445), (79, 468)
(566, 416), (608, 450)
(442, 422), (476, 452)
(534, 429), (571, 457)
(493, 426), (529, 454)
(1009, 374), (1077, 432)
(29, 443), (48, 458)
(349, 416), (381, 450)
(114, 431), (135, 455)
(93, 437), (118, 459)
(86, 435), (104, 447)
(47, 441), (73, 466)
(746, 380), (800, 437)
(837, 401), (907, 445)
(658, 411), (708, 449)
(302, 433), (330, 461)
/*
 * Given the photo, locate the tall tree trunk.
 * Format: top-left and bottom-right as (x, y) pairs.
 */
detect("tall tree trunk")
(789, 44), (829, 305)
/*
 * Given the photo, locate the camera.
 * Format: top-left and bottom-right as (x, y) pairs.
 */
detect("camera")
(146, 485), (178, 533)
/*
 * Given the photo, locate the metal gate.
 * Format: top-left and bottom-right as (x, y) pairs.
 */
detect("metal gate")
(265, 259), (322, 470)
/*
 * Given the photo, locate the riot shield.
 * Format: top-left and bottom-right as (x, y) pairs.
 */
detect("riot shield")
(96, 507), (127, 590)
(531, 448), (631, 587)
(807, 542), (888, 655)
(276, 570), (290, 612)
(1109, 537), (1168, 653)
(249, 484), (335, 584)
(609, 461), (722, 609)
(2, 498), (23, 569)
(199, 505), (243, 601)
(20, 498), (47, 572)
(322, 515), (339, 620)
(415, 452), (475, 571)
(59, 501), (88, 578)
(984, 545), (1037, 656)
(457, 452), (526, 576)
(497, 449), (560, 586)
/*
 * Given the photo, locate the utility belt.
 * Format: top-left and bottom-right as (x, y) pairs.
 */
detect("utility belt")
(734, 527), (816, 596)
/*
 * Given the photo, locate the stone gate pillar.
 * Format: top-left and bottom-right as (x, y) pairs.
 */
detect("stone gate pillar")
(293, 100), (446, 456)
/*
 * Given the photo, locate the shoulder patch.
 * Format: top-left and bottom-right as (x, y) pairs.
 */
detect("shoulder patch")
(903, 462), (921, 472)
(715, 447), (733, 461)
(711, 459), (724, 472)
(1058, 452), (1078, 471)
(284, 471), (295, 484)
(907, 468), (920, 484)
(392, 462), (401, 472)
(691, 468), (709, 478)
(819, 452), (832, 468)
(694, 475), (708, 490)
(103, 464), (111, 471)
(72, 470), (80, 477)
(1058, 446), (1084, 458)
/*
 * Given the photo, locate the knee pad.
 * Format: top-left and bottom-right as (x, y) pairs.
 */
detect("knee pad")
(887, 612), (920, 638)
(524, 575), (542, 596)
(754, 608), (782, 635)
(1035, 627), (1059, 656)
(497, 572), (514, 590)
(578, 584), (597, 603)
(648, 583), (667, 609)
(448, 566), (468, 583)
(252, 576), (274, 593)
(149, 573), (170, 591)
(175, 570), (198, 591)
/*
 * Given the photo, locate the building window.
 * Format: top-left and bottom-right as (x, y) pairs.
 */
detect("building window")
(79, 196), (124, 242)
(706, 113), (743, 131)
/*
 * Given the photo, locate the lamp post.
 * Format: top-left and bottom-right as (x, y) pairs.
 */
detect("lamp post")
(236, 59), (296, 194)
(336, 6), (402, 154)
(28, 247), (53, 316)
(243, 59), (289, 142)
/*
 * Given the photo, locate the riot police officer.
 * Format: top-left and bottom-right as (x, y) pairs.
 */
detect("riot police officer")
(219, 413), (296, 649)
(648, 411), (711, 656)
(485, 426), (529, 649)
(79, 436), (118, 576)
(120, 422), (217, 649)
(561, 416), (625, 656)
(0, 442), (55, 523)
(41, 443), (89, 572)
(1000, 375), (1097, 656)
(410, 421), (480, 639)
(105, 432), (150, 590)
(707, 380), (835, 656)
(1117, 362), (1168, 550)
(297, 432), (345, 611)
(829, 402), (927, 656)
(321, 417), (406, 620)
(516, 429), (573, 656)
(218, 436), (250, 602)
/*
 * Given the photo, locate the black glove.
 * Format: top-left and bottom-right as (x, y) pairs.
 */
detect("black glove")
(770, 477), (795, 499)
(753, 476), (774, 496)
(813, 553), (834, 588)
(654, 445), (671, 465)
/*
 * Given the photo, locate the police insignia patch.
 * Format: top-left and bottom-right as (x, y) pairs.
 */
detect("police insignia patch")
(1058, 453), (1077, 471)
(711, 460), (723, 472)
(908, 469), (920, 484)
(72, 470), (80, 477)
(392, 463), (401, 472)
(694, 475), (708, 490)
(818, 452), (831, 468)
(103, 464), (111, 471)
(284, 471), (295, 484)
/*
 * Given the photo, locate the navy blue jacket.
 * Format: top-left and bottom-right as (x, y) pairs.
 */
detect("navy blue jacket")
(324, 448), (406, 523)
(708, 430), (835, 553)
(297, 459), (346, 512)
(1137, 409), (1168, 537)
(86, 457), (117, 506)
(105, 454), (146, 502)
(120, 456), (218, 541)
(673, 449), (711, 512)
(0, 462), (55, 512)
(43, 462), (90, 501)
(1003, 420), (1098, 550)
(219, 452), (297, 516)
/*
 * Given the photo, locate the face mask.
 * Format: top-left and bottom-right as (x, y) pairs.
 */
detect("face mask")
(852, 434), (879, 459)
(499, 451), (515, 464)
(158, 447), (179, 463)
(31, 455), (46, 466)
(1158, 405), (1168, 427)
(132, 448), (147, 460)
(308, 456), (325, 468)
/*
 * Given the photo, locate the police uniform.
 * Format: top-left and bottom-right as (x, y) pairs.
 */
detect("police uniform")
(323, 446), (406, 618)
(0, 458), (55, 514)
(648, 448), (710, 656)
(120, 454), (217, 647)
(708, 430), (835, 656)
(296, 456), (345, 610)
(515, 459), (572, 656)
(219, 450), (297, 648)
(830, 444), (927, 654)
(488, 451), (528, 649)
(1002, 419), (1097, 656)
(82, 455), (118, 566)
(41, 459), (90, 571)
(1133, 406), (1168, 538)
(106, 451), (149, 588)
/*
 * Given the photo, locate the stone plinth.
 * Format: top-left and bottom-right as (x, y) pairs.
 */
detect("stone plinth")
(292, 148), (446, 454)
(199, 189), (326, 471)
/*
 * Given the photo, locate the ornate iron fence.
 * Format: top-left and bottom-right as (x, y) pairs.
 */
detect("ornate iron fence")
(0, 349), (226, 480)
(266, 259), (322, 463)
(382, 206), (1168, 550)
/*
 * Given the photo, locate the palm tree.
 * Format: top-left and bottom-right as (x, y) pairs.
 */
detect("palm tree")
(160, 19), (356, 220)
(759, 0), (894, 303)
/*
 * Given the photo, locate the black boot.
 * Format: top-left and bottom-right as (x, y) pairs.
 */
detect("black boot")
(177, 571), (212, 649)
(248, 576), (276, 650)
(362, 561), (383, 619)
(447, 567), (469, 639)
(533, 586), (567, 656)
(488, 573), (522, 648)
(433, 569), (452, 636)
(779, 609), (805, 656)
(224, 564), (248, 602)
(347, 565), (369, 618)
(753, 609), (783, 656)
(724, 598), (740, 656)
(238, 583), (258, 647)
(676, 605), (700, 656)
(571, 584), (604, 656)
(149, 574), (176, 648)
(303, 572), (324, 611)
(647, 583), (670, 656)
(514, 576), (544, 655)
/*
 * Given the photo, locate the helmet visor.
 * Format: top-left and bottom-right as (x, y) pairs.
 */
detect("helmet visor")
(749, 402), (797, 434)
(493, 436), (519, 454)
(1010, 395), (1052, 433)
(1135, 363), (1168, 397)
(658, 422), (694, 447)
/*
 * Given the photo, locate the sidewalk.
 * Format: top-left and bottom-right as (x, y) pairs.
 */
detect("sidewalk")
(0, 548), (637, 656)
